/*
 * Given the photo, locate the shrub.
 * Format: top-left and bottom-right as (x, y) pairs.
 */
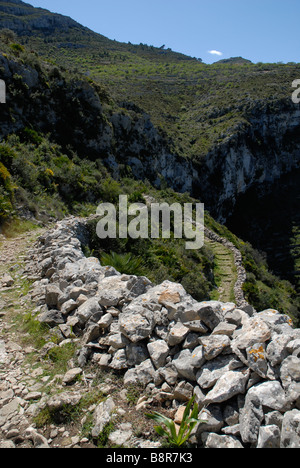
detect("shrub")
(100, 251), (144, 276)
(146, 396), (201, 447)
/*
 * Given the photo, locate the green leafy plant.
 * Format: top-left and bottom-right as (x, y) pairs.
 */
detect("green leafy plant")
(146, 396), (201, 447)
(100, 251), (144, 276)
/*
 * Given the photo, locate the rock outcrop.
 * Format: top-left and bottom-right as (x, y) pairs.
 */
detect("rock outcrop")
(21, 216), (300, 448)
(2, 50), (300, 222)
(0, 0), (82, 36)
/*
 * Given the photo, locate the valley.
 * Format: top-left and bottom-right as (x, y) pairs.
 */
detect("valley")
(0, 1), (300, 449)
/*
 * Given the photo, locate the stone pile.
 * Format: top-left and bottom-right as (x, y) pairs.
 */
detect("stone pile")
(24, 217), (300, 448)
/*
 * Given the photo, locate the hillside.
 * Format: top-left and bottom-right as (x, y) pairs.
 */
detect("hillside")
(1, 1), (300, 159)
(0, 1), (299, 315)
(0, 0), (300, 451)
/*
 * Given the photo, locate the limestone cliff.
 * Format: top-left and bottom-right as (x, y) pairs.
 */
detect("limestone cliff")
(0, 0), (81, 35)
(192, 102), (300, 221)
(1, 52), (300, 223)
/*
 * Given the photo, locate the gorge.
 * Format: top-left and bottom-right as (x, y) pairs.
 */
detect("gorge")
(0, 0), (300, 449)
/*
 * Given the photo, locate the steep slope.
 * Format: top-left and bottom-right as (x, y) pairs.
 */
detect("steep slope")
(1, 1), (299, 220)
(0, 2), (299, 317)
(0, 0), (89, 35)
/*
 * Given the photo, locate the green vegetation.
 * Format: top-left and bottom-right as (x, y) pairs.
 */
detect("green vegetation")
(1, 8), (300, 162)
(0, 133), (113, 227)
(0, 5), (298, 324)
(86, 200), (215, 303)
(101, 251), (145, 276)
(206, 237), (237, 303)
(34, 389), (106, 429)
(204, 216), (300, 325)
(146, 396), (201, 447)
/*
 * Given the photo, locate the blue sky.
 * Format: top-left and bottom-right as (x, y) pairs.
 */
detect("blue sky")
(28, 0), (300, 64)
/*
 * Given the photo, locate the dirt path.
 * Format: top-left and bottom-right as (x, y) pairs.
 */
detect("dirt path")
(205, 237), (237, 303)
(0, 228), (51, 448)
(0, 225), (162, 449)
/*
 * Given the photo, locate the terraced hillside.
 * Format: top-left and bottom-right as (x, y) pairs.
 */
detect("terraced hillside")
(205, 238), (237, 304)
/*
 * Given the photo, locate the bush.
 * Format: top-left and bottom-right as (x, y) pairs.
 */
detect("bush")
(100, 251), (144, 276)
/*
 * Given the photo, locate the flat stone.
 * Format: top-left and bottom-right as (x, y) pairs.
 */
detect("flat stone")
(212, 322), (237, 336)
(108, 423), (133, 446)
(204, 370), (250, 404)
(24, 392), (42, 401)
(1, 274), (14, 287)
(46, 392), (82, 412)
(92, 398), (116, 438)
(202, 433), (244, 449)
(0, 398), (22, 418)
(62, 368), (83, 385)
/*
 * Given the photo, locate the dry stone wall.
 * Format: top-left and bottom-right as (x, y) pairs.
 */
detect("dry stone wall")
(24, 217), (300, 448)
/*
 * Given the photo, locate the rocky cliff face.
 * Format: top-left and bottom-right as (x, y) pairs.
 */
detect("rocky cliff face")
(0, 52), (196, 195)
(194, 102), (300, 221)
(0, 0), (81, 35)
(101, 99), (300, 223)
(1, 52), (300, 223)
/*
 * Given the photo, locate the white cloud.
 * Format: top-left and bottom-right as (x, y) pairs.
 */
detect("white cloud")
(208, 50), (223, 56)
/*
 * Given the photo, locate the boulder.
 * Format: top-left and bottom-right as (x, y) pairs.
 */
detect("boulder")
(167, 322), (189, 346)
(119, 305), (155, 343)
(173, 349), (197, 381)
(38, 310), (64, 327)
(232, 316), (271, 350)
(1, 273), (14, 287)
(257, 425), (281, 449)
(124, 359), (156, 387)
(196, 355), (243, 389)
(200, 334), (230, 360)
(247, 381), (289, 412)
(202, 433), (244, 449)
(62, 367), (83, 385)
(240, 393), (264, 444)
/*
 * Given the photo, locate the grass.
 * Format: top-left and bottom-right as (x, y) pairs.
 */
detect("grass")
(0, 218), (40, 238)
(34, 388), (106, 429)
(126, 384), (145, 407)
(13, 310), (49, 349)
(206, 237), (237, 303)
